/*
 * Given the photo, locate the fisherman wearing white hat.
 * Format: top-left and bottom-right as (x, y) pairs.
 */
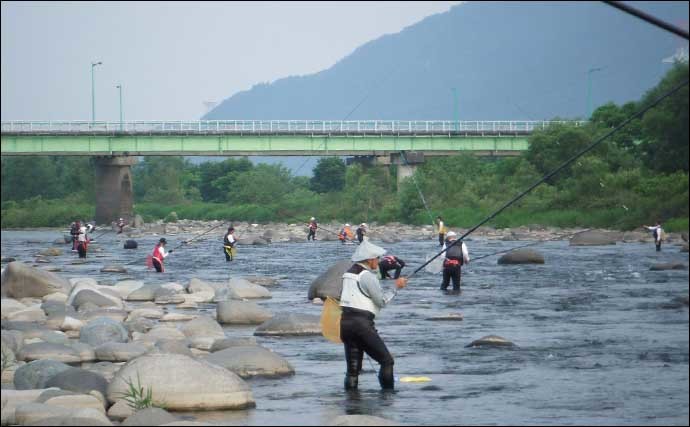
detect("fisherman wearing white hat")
(307, 217), (318, 241)
(340, 240), (408, 391)
(441, 231), (470, 292)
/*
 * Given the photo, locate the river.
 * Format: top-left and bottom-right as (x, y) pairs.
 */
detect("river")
(1, 230), (688, 425)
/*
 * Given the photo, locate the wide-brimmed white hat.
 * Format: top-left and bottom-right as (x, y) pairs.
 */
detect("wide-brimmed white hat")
(345, 223), (350, 227)
(310, 217), (315, 221)
(447, 231), (457, 238)
(351, 240), (387, 262)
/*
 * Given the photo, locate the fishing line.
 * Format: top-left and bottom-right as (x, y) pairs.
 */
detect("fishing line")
(171, 221), (229, 251)
(409, 78), (689, 278)
(400, 151), (436, 232)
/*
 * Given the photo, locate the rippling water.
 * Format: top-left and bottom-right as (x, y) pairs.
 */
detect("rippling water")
(2, 230), (688, 425)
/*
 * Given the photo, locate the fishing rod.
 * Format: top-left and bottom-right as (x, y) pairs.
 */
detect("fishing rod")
(407, 78), (689, 279)
(90, 228), (112, 241)
(171, 221), (229, 251)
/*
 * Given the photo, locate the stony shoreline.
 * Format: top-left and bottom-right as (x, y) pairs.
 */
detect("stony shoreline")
(7, 218), (688, 246)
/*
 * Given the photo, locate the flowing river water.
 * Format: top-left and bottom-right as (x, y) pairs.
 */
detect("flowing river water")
(2, 230), (688, 425)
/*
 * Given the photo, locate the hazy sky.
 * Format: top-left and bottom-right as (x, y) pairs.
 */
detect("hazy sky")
(1, 1), (460, 122)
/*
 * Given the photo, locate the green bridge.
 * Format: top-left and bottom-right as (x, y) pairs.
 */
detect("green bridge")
(1, 120), (586, 223)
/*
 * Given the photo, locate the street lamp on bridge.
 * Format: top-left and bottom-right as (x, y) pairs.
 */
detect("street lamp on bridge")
(91, 61), (103, 122)
(451, 87), (459, 131)
(587, 66), (604, 118)
(116, 84), (123, 131)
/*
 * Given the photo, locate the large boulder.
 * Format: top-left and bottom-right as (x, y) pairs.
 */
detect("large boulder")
(100, 265), (128, 273)
(45, 367), (109, 400)
(1, 262), (70, 298)
(153, 339), (194, 356)
(226, 279), (271, 299)
(210, 337), (258, 352)
(79, 317), (129, 347)
(107, 353), (255, 410)
(126, 285), (160, 301)
(16, 342), (82, 364)
(2, 330), (25, 354)
(569, 231), (617, 246)
(465, 335), (514, 348)
(39, 248), (62, 257)
(35, 390), (104, 413)
(71, 289), (123, 310)
(94, 342), (148, 362)
(650, 262), (688, 271)
(179, 316), (226, 350)
(497, 249), (545, 265)
(14, 403), (111, 426)
(14, 359), (72, 389)
(254, 313), (322, 336)
(71, 342), (97, 362)
(1, 389), (53, 426)
(123, 240), (138, 250)
(133, 325), (186, 343)
(5, 306), (47, 322)
(307, 260), (350, 301)
(204, 345), (294, 378)
(111, 280), (145, 299)
(217, 300), (273, 325)
(328, 415), (404, 426)
(244, 276), (280, 287)
(188, 278), (215, 294)
(122, 408), (178, 426)
(1, 298), (27, 319)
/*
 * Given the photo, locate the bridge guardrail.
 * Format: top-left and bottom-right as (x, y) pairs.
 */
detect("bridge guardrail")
(1, 120), (587, 134)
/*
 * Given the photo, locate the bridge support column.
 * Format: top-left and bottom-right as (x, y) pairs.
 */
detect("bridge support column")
(371, 152), (425, 186)
(94, 156), (137, 225)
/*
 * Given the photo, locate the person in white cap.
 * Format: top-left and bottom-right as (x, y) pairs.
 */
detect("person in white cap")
(307, 217), (318, 241)
(441, 231), (470, 292)
(339, 240), (408, 391)
(356, 223), (367, 244)
(117, 217), (126, 234)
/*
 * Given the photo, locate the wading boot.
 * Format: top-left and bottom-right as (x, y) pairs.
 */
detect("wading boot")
(378, 365), (394, 390)
(344, 375), (359, 390)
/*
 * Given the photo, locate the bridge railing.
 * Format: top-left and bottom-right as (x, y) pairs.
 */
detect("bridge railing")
(1, 120), (587, 134)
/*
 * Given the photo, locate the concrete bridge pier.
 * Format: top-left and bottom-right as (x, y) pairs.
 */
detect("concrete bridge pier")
(375, 152), (425, 186)
(94, 156), (137, 225)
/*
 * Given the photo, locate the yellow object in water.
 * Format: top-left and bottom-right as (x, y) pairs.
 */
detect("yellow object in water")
(400, 376), (432, 383)
(321, 296), (342, 344)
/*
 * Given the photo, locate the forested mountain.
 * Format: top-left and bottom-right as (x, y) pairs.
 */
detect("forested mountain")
(204, 1), (687, 121)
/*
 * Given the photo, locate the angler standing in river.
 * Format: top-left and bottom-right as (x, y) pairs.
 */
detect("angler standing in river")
(340, 240), (408, 391)
(223, 226), (237, 261)
(441, 231), (470, 292)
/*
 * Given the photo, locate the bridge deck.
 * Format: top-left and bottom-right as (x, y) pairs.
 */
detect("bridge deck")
(1, 120), (585, 156)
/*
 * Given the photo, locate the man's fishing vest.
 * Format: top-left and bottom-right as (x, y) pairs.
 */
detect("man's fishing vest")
(340, 269), (380, 316)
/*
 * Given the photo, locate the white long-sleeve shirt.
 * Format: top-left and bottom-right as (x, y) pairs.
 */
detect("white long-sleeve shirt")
(645, 225), (663, 243)
(156, 246), (169, 259)
(355, 263), (397, 308)
(78, 226), (87, 242)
